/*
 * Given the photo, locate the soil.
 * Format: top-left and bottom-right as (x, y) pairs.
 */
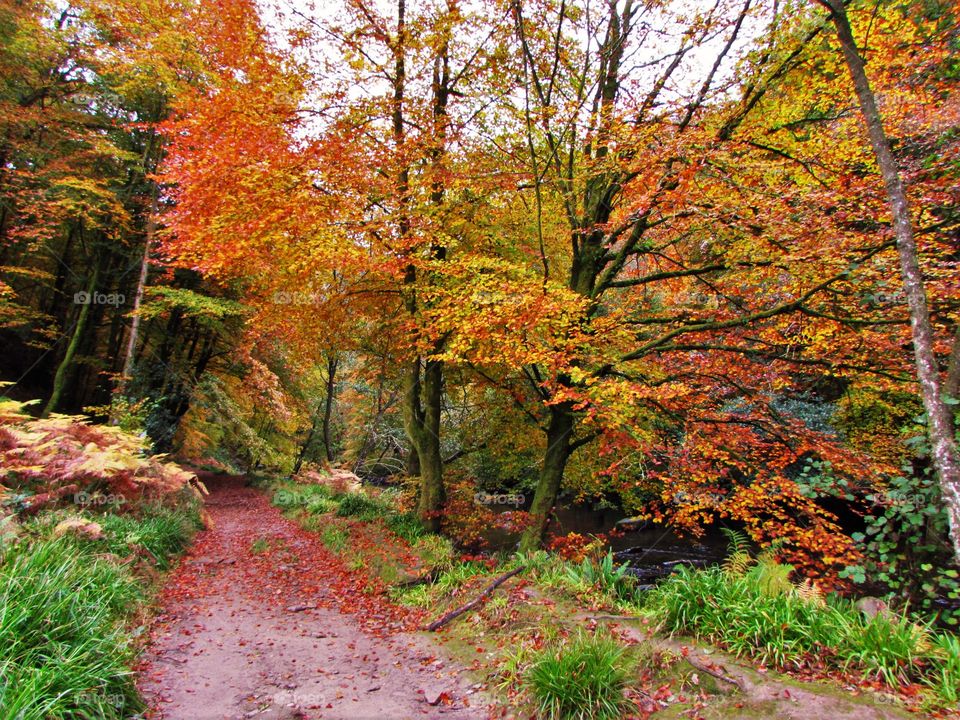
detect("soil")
(137, 474), (488, 720)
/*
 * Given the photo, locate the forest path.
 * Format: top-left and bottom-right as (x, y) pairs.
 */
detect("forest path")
(136, 473), (487, 720)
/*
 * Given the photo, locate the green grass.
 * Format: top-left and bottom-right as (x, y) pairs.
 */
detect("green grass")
(321, 525), (349, 553)
(0, 502), (201, 719)
(526, 629), (634, 720)
(926, 633), (960, 704)
(0, 539), (142, 719)
(645, 565), (959, 705)
(335, 493), (390, 520)
(251, 537), (270, 554)
(96, 504), (203, 569)
(385, 511), (427, 541)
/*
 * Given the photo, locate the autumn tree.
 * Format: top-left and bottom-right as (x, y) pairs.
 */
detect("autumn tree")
(811, 0), (960, 563)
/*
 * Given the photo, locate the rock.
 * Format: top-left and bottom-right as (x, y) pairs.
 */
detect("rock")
(53, 518), (104, 541)
(855, 596), (890, 618)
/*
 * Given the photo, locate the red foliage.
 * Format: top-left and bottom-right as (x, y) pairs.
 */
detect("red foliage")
(546, 532), (607, 562)
(0, 399), (203, 510)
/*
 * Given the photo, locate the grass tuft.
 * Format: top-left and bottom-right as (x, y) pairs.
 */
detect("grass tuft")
(526, 630), (634, 720)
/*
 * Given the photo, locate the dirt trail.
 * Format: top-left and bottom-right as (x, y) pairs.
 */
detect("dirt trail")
(137, 474), (487, 720)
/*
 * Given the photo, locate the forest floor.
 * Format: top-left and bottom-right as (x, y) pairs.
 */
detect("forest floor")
(136, 473), (488, 720)
(135, 473), (939, 720)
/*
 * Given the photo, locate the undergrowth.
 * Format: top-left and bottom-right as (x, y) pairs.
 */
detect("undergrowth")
(646, 564), (960, 707)
(0, 501), (201, 719)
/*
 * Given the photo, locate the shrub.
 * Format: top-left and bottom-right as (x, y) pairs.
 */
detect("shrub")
(526, 630), (633, 720)
(0, 398), (204, 510)
(563, 552), (637, 602)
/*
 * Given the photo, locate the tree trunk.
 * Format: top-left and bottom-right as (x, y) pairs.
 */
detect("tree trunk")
(821, 0), (960, 564)
(945, 326), (960, 429)
(321, 353), (338, 462)
(293, 402), (321, 477)
(519, 405), (574, 552)
(404, 357), (445, 531)
(43, 263), (100, 417)
(118, 190), (157, 396)
(406, 442), (421, 476)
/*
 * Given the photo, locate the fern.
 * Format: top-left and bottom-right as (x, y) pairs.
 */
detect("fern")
(721, 527), (751, 555)
(749, 555), (794, 597)
(794, 578), (825, 606)
(722, 550), (754, 576)
(720, 528), (754, 576)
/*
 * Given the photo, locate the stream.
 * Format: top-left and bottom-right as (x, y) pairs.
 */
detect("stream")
(485, 501), (729, 586)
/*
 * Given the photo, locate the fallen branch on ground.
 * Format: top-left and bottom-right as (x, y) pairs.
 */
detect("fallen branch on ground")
(425, 567), (524, 631)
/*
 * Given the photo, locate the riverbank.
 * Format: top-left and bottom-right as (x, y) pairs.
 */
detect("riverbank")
(268, 473), (959, 719)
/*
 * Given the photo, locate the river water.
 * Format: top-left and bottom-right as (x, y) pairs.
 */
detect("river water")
(485, 501), (729, 586)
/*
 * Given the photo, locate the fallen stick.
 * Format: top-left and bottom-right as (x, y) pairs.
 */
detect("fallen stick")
(684, 655), (745, 691)
(426, 567), (524, 631)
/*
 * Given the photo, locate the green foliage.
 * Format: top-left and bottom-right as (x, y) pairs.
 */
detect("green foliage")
(837, 610), (933, 688)
(842, 465), (960, 628)
(926, 633), (960, 704)
(335, 493), (390, 520)
(0, 489), (200, 718)
(96, 503), (202, 570)
(721, 528), (755, 576)
(413, 534), (455, 570)
(646, 566), (959, 705)
(391, 584), (432, 607)
(250, 537), (270, 554)
(385, 511), (427, 541)
(748, 553), (795, 598)
(526, 630), (634, 720)
(321, 526), (349, 553)
(140, 287), (248, 330)
(563, 552), (636, 602)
